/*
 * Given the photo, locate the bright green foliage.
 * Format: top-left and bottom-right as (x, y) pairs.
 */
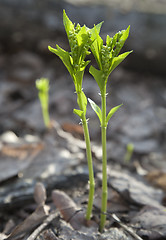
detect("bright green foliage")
(49, 10), (93, 92)
(106, 104), (123, 123)
(88, 98), (102, 123)
(73, 109), (84, 119)
(48, 9), (132, 231)
(48, 10), (100, 221)
(90, 25), (132, 92)
(89, 25), (132, 232)
(36, 78), (50, 128)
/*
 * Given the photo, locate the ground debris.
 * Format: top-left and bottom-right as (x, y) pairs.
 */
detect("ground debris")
(131, 205), (166, 240)
(36, 229), (58, 240)
(107, 169), (164, 207)
(52, 190), (98, 231)
(145, 170), (166, 191)
(99, 227), (134, 240)
(5, 205), (49, 240)
(0, 131), (44, 183)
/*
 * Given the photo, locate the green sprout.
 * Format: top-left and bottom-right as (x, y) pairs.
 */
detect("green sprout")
(36, 78), (50, 128)
(48, 10), (132, 232)
(89, 25), (132, 231)
(48, 10), (102, 221)
(124, 143), (134, 163)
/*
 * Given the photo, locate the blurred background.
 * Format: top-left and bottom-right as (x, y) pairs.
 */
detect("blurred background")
(0, 0), (166, 160)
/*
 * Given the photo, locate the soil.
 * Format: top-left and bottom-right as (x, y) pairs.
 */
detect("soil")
(0, 1), (166, 240)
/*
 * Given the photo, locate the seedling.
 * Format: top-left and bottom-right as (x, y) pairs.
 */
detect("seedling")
(124, 143), (134, 163)
(36, 78), (50, 128)
(48, 10), (102, 221)
(48, 10), (132, 232)
(89, 26), (132, 231)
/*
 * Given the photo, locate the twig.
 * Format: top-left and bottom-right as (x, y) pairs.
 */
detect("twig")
(111, 213), (143, 240)
(27, 211), (58, 240)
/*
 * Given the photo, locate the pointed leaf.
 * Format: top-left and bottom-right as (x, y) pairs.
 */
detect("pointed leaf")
(106, 104), (123, 123)
(109, 51), (133, 74)
(89, 65), (105, 91)
(77, 25), (88, 47)
(63, 10), (74, 37)
(48, 45), (74, 78)
(120, 25), (130, 43)
(77, 91), (87, 113)
(90, 24), (103, 69)
(115, 25), (131, 55)
(88, 98), (102, 123)
(73, 109), (84, 118)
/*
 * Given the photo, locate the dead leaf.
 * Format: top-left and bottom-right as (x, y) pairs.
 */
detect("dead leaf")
(6, 205), (49, 240)
(107, 169), (164, 207)
(0, 133), (44, 183)
(34, 182), (46, 206)
(131, 205), (166, 240)
(61, 123), (83, 138)
(52, 190), (85, 230)
(146, 170), (166, 191)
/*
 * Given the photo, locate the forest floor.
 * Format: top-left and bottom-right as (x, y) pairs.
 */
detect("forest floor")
(0, 48), (166, 240)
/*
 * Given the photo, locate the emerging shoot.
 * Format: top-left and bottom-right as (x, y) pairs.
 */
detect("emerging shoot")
(48, 10), (102, 220)
(89, 25), (132, 232)
(124, 143), (134, 163)
(47, 9), (132, 232)
(36, 78), (50, 128)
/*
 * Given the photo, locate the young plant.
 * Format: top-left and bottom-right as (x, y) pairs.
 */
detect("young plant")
(124, 143), (134, 163)
(48, 10), (102, 221)
(89, 26), (132, 231)
(36, 78), (50, 128)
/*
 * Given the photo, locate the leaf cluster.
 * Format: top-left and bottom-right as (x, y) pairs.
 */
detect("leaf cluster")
(49, 10), (94, 92)
(90, 25), (132, 92)
(48, 10), (132, 123)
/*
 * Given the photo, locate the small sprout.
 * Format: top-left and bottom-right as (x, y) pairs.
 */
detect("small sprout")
(48, 10), (132, 232)
(48, 10), (102, 221)
(36, 78), (50, 128)
(89, 25), (132, 232)
(124, 143), (134, 163)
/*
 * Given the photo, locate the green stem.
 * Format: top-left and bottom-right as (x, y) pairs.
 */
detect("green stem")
(77, 90), (95, 220)
(42, 105), (50, 128)
(40, 93), (50, 128)
(100, 84), (108, 232)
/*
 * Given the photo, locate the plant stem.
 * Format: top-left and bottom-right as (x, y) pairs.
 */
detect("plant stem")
(100, 84), (108, 232)
(42, 105), (50, 128)
(77, 90), (95, 220)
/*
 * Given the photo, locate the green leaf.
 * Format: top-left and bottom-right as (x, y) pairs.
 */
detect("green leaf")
(89, 65), (105, 91)
(48, 45), (74, 79)
(90, 23), (103, 69)
(77, 25), (88, 47)
(120, 25), (130, 43)
(63, 10), (74, 38)
(115, 25), (131, 55)
(75, 70), (84, 90)
(77, 91), (87, 113)
(109, 51), (133, 74)
(106, 104), (123, 123)
(88, 98), (102, 123)
(73, 109), (84, 118)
